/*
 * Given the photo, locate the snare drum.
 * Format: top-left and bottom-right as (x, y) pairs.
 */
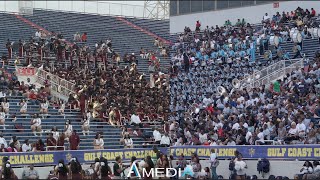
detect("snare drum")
(292, 32), (302, 43)
(269, 36), (279, 46)
(313, 28), (320, 38)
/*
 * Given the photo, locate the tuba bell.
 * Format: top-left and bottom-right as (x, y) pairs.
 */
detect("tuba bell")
(253, 70), (261, 79)
(232, 78), (240, 89)
(217, 86), (226, 96)
(244, 74), (252, 83)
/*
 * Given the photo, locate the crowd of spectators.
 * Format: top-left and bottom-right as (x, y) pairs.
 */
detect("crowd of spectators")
(163, 7), (320, 147)
(2, 6), (320, 152)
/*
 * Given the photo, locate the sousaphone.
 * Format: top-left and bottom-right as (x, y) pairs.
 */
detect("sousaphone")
(232, 78), (240, 89)
(217, 86), (226, 96)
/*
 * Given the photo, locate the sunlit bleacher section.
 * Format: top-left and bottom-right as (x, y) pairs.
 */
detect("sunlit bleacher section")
(0, 13), (37, 56)
(125, 17), (170, 40)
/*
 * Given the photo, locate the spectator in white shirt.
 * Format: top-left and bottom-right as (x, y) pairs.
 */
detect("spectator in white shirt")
(123, 134), (134, 149)
(22, 139), (32, 152)
(235, 156), (247, 179)
(93, 133), (104, 149)
(232, 121), (240, 130)
(262, 13), (270, 23)
(245, 128), (252, 143)
(297, 118), (306, 137)
(30, 114), (42, 136)
(0, 108), (6, 130)
(294, 161), (314, 179)
(202, 95), (213, 107)
(0, 91), (6, 99)
(51, 126), (59, 142)
(40, 99), (49, 114)
(58, 100), (65, 115)
(2, 98), (9, 114)
(35, 31), (41, 38)
(198, 130), (208, 144)
(160, 133), (170, 147)
(130, 113), (141, 125)
(153, 128), (162, 144)
(285, 122), (299, 143)
(0, 133), (7, 148)
(257, 128), (265, 145)
(263, 124), (271, 140)
(169, 121), (177, 132)
(81, 114), (90, 137)
(226, 138), (236, 146)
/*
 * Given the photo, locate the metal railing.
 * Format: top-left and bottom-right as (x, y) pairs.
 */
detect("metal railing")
(36, 69), (76, 98)
(45, 146), (65, 151)
(240, 59), (304, 89)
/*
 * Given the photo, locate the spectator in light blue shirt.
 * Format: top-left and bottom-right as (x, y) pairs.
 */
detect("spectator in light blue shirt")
(239, 50), (246, 59)
(235, 43), (240, 52)
(219, 49), (226, 57)
(229, 50), (235, 58)
(241, 43), (247, 49)
(283, 51), (290, 60)
(204, 54), (209, 61)
(196, 51), (202, 60)
(211, 51), (217, 59)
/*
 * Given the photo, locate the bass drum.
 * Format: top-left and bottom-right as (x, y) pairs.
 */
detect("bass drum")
(313, 28), (320, 38)
(292, 32), (302, 43)
(269, 36), (279, 46)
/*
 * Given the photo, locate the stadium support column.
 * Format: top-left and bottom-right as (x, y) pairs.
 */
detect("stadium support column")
(143, 0), (169, 20)
(18, 1), (33, 15)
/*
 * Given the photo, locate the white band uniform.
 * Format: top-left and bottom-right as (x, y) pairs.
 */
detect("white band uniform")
(292, 32), (302, 43)
(269, 36), (279, 46)
(312, 28), (320, 38)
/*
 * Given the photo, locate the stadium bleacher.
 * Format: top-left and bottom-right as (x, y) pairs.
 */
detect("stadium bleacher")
(0, 4), (320, 180)
(20, 9), (172, 74)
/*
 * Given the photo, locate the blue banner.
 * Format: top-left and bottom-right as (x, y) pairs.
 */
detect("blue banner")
(0, 148), (168, 167)
(170, 145), (320, 160)
(2, 145), (320, 167)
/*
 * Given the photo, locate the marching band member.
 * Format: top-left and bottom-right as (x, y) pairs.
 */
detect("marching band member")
(5, 39), (12, 59)
(0, 108), (5, 130)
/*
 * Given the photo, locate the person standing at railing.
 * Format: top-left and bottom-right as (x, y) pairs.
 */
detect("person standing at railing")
(69, 130), (80, 150)
(47, 133), (57, 151)
(18, 39), (23, 58)
(5, 39), (12, 59)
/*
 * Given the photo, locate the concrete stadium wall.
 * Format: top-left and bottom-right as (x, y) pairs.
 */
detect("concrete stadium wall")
(12, 160), (304, 179)
(170, 1), (320, 34)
